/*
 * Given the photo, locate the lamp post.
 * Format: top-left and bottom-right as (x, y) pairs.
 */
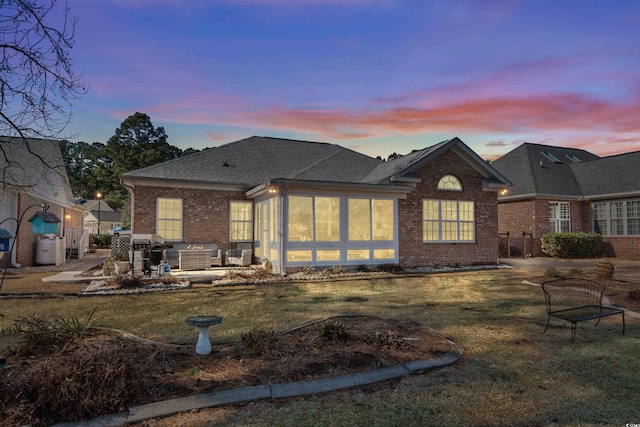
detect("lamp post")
(96, 191), (103, 235)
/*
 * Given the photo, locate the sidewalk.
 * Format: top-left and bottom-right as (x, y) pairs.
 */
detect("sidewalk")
(41, 249), (229, 283)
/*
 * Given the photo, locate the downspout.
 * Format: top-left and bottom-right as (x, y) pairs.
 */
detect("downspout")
(279, 183), (287, 275)
(120, 179), (136, 233)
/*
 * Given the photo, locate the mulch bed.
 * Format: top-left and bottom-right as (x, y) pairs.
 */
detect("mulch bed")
(0, 316), (456, 427)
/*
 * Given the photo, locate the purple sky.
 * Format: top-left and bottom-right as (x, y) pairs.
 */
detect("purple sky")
(64, 0), (640, 160)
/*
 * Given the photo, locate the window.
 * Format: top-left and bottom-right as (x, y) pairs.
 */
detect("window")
(593, 199), (640, 236)
(347, 249), (370, 260)
(230, 201), (253, 241)
(288, 196), (340, 242)
(549, 202), (570, 233)
(437, 175), (462, 191)
(157, 198), (183, 241)
(348, 198), (394, 241)
(593, 203), (608, 235)
(317, 249), (341, 261)
(372, 199), (394, 240)
(315, 197), (340, 241)
(373, 249), (395, 260)
(348, 199), (370, 241)
(286, 250), (312, 262)
(542, 151), (562, 163)
(628, 200), (640, 235)
(610, 202), (624, 236)
(423, 200), (475, 242)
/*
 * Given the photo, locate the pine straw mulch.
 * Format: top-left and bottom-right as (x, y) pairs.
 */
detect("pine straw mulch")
(0, 316), (457, 427)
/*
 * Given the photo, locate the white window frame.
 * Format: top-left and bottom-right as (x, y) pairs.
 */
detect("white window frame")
(549, 202), (570, 233)
(593, 199), (640, 236)
(284, 194), (397, 266)
(423, 200), (475, 242)
(230, 201), (253, 242)
(156, 198), (183, 241)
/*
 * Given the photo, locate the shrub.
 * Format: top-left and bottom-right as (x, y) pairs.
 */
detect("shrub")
(316, 320), (350, 342)
(109, 274), (146, 289)
(376, 263), (404, 273)
(90, 233), (112, 249)
(540, 232), (603, 258)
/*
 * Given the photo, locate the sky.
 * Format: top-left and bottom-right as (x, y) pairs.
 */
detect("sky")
(63, 0), (640, 160)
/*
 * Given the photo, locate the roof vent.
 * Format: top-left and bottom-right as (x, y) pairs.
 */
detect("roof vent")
(222, 159), (230, 167)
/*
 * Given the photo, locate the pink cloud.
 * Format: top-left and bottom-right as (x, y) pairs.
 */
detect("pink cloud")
(243, 93), (640, 140)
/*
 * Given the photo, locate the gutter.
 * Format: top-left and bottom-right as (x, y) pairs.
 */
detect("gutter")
(246, 178), (415, 198)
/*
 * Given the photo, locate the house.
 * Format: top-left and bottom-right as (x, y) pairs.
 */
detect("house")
(491, 142), (640, 258)
(120, 136), (511, 273)
(81, 199), (122, 234)
(0, 136), (85, 266)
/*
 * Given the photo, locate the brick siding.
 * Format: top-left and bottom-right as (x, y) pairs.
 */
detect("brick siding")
(131, 185), (247, 253)
(497, 197), (640, 258)
(397, 150), (499, 267)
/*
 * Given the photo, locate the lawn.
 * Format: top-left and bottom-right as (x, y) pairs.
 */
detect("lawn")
(1, 268), (638, 426)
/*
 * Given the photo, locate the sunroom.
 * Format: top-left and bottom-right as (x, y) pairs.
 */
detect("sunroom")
(247, 179), (413, 274)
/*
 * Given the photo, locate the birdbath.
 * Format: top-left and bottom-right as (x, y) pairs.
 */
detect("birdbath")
(185, 316), (222, 355)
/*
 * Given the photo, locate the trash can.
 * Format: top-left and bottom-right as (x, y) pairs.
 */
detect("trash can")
(35, 234), (57, 265)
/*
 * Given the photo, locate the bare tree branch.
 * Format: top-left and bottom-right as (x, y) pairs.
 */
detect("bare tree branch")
(0, 0), (86, 187)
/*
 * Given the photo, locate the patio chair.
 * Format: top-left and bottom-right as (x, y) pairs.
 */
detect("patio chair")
(227, 248), (252, 267)
(225, 243), (251, 263)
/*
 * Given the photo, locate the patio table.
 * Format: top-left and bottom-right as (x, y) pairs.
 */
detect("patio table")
(178, 249), (211, 270)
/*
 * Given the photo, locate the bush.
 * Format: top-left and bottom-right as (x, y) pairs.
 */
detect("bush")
(90, 233), (111, 249)
(540, 232), (603, 258)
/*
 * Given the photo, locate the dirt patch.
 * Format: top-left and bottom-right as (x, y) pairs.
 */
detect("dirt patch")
(0, 316), (455, 426)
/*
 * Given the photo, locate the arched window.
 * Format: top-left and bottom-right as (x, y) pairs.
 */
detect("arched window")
(437, 175), (462, 191)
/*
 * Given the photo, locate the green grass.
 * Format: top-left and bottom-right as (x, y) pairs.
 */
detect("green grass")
(1, 269), (638, 426)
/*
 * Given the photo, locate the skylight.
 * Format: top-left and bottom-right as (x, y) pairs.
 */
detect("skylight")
(565, 154), (581, 163)
(541, 151), (562, 164)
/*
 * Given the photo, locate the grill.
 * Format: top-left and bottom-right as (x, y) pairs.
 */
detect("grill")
(131, 234), (168, 276)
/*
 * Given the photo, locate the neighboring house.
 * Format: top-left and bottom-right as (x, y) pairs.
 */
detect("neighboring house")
(492, 143), (640, 258)
(81, 199), (121, 234)
(121, 136), (511, 273)
(0, 137), (85, 266)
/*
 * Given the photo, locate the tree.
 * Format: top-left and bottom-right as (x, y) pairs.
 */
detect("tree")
(59, 140), (105, 199)
(0, 0), (86, 185)
(97, 112), (182, 213)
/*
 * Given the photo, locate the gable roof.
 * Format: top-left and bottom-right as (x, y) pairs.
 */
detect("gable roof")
(122, 135), (511, 194)
(86, 210), (122, 223)
(492, 142), (640, 200)
(83, 199), (114, 212)
(0, 136), (74, 206)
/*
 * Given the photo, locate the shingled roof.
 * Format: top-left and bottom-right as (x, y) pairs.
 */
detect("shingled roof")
(122, 136), (510, 193)
(492, 142), (640, 199)
(121, 136), (380, 187)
